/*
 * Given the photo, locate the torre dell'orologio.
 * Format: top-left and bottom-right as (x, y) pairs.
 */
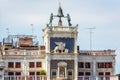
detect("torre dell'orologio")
(0, 3), (116, 80)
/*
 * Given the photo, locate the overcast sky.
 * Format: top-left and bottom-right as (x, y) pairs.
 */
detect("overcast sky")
(0, 0), (120, 74)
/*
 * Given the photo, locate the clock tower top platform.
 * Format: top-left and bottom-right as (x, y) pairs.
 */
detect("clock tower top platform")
(43, 3), (78, 54)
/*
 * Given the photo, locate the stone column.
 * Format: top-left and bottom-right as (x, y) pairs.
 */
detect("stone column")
(46, 36), (50, 53)
(24, 50), (27, 80)
(93, 54), (96, 80)
(57, 66), (60, 79)
(74, 33), (77, 53)
(46, 54), (50, 80)
(65, 67), (67, 78)
(74, 55), (78, 80)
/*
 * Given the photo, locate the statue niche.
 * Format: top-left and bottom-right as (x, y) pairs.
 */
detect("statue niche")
(54, 42), (68, 53)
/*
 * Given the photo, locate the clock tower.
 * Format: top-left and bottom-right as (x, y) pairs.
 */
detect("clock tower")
(43, 3), (78, 80)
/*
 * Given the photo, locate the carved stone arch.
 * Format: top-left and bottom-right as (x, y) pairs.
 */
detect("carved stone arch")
(58, 61), (67, 66)
(57, 61), (67, 79)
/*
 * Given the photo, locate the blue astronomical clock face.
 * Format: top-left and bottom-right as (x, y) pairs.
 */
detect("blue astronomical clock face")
(50, 38), (74, 53)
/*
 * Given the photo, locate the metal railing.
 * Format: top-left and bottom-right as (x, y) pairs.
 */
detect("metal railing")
(4, 75), (47, 80)
(2, 75), (119, 80)
(78, 76), (118, 80)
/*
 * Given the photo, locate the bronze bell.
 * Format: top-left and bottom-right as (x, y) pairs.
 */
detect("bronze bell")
(57, 3), (64, 17)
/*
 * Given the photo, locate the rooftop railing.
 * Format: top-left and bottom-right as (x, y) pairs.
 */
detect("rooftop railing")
(4, 50), (45, 56)
(44, 26), (78, 33)
(79, 50), (115, 56)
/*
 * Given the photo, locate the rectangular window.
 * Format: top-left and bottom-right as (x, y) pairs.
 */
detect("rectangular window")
(29, 62), (35, 68)
(36, 72), (40, 75)
(8, 72), (14, 80)
(51, 70), (57, 77)
(15, 62), (21, 68)
(68, 70), (73, 79)
(8, 62), (14, 68)
(8, 72), (14, 75)
(99, 72), (104, 76)
(85, 62), (91, 68)
(98, 62), (102, 68)
(98, 62), (112, 68)
(110, 62), (112, 68)
(78, 62), (84, 68)
(29, 72), (35, 75)
(36, 62), (42, 67)
(15, 72), (21, 75)
(98, 62), (104, 68)
(105, 72), (110, 80)
(40, 46), (45, 50)
(105, 62), (112, 68)
(85, 72), (91, 76)
(68, 71), (72, 76)
(108, 62), (112, 68)
(52, 71), (56, 76)
(99, 72), (104, 80)
(105, 62), (109, 68)
(78, 72), (84, 76)
(105, 72), (110, 75)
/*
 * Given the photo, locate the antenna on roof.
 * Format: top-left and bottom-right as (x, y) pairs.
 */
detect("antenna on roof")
(30, 24), (34, 35)
(6, 28), (10, 36)
(86, 27), (96, 52)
